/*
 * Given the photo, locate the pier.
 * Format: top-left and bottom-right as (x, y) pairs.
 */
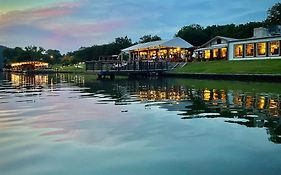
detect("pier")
(85, 61), (170, 79)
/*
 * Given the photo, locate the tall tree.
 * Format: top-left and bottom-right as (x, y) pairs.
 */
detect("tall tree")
(139, 35), (161, 43)
(45, 49), (62, 64)
(176, 24), (209, 46)
(265, 2), (281, 26)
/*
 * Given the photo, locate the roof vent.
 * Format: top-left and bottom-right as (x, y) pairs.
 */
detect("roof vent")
(253, 27), (271, 38)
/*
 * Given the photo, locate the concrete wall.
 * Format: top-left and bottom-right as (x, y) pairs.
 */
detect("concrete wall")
(228, 37), (281, 61)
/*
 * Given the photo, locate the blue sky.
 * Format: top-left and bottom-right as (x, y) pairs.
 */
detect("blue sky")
(0, 0), (279, 52)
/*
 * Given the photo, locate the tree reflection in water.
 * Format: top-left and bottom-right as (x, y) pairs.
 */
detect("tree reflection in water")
(4, 73), (281, 144)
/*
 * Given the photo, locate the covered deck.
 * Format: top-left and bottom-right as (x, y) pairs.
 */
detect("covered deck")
(10, 61), (49, 72)
(121, 37), (194, 62)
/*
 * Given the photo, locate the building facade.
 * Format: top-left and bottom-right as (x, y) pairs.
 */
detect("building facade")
(194, 27), (281, 61)
(228, 28), (281, 60)
(194, 36), (236, 61)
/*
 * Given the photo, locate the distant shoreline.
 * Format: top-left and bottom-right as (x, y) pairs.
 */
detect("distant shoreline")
(1, 69), (281, 82)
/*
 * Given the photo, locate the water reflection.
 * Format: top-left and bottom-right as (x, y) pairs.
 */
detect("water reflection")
(0, 73), (281, 145)
(81, 77), (281, 144)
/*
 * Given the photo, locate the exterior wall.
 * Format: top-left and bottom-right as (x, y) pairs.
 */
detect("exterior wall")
(228, 37), (281, 61)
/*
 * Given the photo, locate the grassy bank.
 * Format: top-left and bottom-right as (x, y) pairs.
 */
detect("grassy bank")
(51, 63), (86, 73)
(174, 59), (281, 74)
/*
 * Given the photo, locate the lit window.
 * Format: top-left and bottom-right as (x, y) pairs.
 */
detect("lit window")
(269, 41), (280, 56)
(257, 42), (266, 56)
(204, 50), (211, 59)
(246, 43), (254, 57)
(221, 48), (227, 58)
(213, 49), (219, 58)
(234, 45), (243, 58)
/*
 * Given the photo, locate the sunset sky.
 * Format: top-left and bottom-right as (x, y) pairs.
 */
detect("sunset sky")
(0, 0), (279, 52)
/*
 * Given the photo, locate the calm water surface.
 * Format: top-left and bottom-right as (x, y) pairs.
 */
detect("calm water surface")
(0, 73), (280, 175)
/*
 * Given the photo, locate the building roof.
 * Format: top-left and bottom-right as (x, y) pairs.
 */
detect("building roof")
(122, 37), (193, 52)
(201, 36), (237, 48)
(195, 44), (228, 52)
(228, 34), (281, 43)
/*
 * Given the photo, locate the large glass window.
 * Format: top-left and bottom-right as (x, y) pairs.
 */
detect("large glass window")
(269, 41), (280, 56)
(234, 44), (243, 58)
(257, 42), (266, 56)
(246, 43), (254, 57)
(213, 49), (219, 59)
(221, 48), (227, 58)
(204, 50), (211, 59)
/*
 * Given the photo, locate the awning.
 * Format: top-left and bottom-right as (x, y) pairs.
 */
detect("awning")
(122, 37), (193, 53)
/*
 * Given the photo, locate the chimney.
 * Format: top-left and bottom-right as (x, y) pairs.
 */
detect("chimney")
(253, 27), (271, 38)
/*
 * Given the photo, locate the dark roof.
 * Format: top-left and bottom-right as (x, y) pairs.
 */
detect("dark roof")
(229, 35), (281, 43)
(201, 36), (237, 47)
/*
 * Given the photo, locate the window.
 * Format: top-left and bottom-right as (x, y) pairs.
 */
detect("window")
(204, 50), (211, 59)
(234, 44), (243, 58)
(217, 39), (222, 44)
(221, 48), (227, 58)
(213, 49), (219, 58)
(269, 41), (280, 56)
(257, 42), (266, 56)
(246, 43), (254, 57)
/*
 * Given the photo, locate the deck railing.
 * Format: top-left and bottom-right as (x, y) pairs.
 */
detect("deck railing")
(86, 61), (170, 72)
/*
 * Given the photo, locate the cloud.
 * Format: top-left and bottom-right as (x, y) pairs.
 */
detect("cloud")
(0, 0), (278, 52)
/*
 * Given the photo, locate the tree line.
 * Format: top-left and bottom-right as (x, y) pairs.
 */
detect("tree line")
(2, 2), (280, 65)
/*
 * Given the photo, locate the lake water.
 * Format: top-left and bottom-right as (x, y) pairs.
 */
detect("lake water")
(0, 73), (280, 175)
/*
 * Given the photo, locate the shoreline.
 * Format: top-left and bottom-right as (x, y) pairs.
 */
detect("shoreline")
(164, 72), (281, 82)
(2, 70), (281, 82)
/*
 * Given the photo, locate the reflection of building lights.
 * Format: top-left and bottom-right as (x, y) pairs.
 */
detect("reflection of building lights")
(220, 90), (227, 102)
(11, 74), (48, 86)
(246, 96), (254, 109)
(234, 95), (243, 106)
(213, 89), (218, 101)
(269, 99), (279, 109)
(203, 89), (211, 101)
(268, 99), (280, 117)
(138, 89), (187, 101)
(258, 97), (266, 109)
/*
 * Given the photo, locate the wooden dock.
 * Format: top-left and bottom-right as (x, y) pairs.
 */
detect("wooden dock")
(85, 61), (170, 79)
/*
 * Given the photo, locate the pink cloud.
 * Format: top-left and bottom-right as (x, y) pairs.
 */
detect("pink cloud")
(42, 19), (129, 37)
(0, 1), (82, 26)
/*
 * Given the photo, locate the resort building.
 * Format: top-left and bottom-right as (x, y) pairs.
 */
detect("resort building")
(10, 61), (49, 71)
(228, 27), (281, 60)
(194, 36), (237, 60)
(194, 27), (281, 61)
(121, 37), (194, 62)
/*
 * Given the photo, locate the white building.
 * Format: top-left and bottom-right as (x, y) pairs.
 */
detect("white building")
(194, 36), (237, 60)
(121, 37), (194, 62)
(228, 27), (281, 60)
(194, 27), (281, 61)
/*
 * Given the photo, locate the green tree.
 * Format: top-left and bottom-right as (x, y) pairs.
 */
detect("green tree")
(176, 24), (209, 46)
(72, 36), (133, 62)
(139, 35), (161, 43)
(265, 2), (281, 26)
(45, 49), (62, 64)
